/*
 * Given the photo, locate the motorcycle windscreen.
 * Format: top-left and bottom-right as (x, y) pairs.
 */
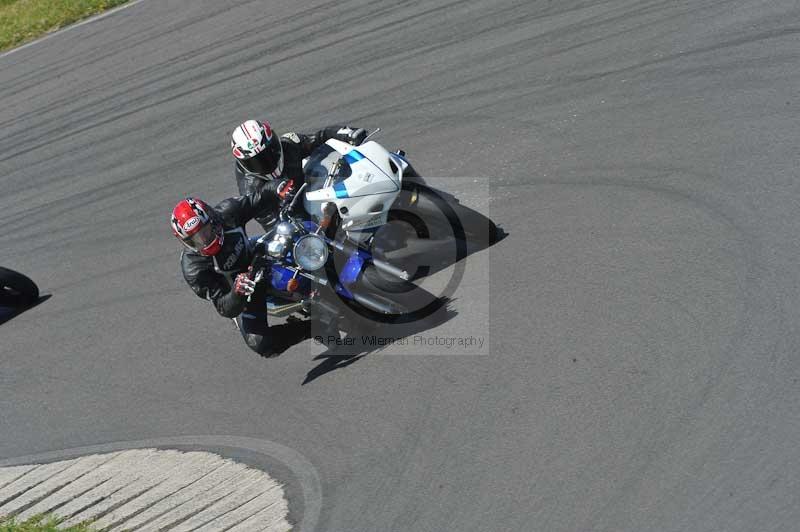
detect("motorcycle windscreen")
(305, 150), (399, 201)
(302, 145), (340, 195)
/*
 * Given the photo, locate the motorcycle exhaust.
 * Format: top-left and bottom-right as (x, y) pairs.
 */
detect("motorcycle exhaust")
(351, 292), (401, 315)
(371, 258), (410, 281)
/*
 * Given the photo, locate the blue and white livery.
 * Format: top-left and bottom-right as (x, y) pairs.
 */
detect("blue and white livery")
(303, 138), (409, 244)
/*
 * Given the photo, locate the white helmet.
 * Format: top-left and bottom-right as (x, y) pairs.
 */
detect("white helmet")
(231, 119), (284, 179)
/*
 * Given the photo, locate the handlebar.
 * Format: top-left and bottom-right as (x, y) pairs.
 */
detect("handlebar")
(278, 182), (307, 221)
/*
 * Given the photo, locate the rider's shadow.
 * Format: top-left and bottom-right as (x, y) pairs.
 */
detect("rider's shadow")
(301, 297), (458, 385)
(264, 317), (313, 357)
(0, 295), (51, 327)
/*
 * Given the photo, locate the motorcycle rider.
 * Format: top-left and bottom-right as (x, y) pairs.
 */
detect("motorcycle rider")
(170, 180), (293, 356)
(231, 119), (367, 231)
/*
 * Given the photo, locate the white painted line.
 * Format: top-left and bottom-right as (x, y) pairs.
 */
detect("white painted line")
(2, 453), (119, 518)
(15, 451), (130, 521)
(0, 465), (38, 492)
(0, 0), (148, 60)
(136, 469), (267, 532)
(0, 460), (78, 502)
(88, 451), (227, 530)
(116, 461), (252, 530)
(0, 449), (290, 531)
(228, 501), (293, 532)
(196, 489), (286, 531)
(168, 471), (280, 532)
(54, 449), (165, 524)
(0, 435), (321, 532)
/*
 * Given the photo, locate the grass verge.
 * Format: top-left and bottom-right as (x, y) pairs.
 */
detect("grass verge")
(0, 0), (129, 52)
(0, 514), (94, 531)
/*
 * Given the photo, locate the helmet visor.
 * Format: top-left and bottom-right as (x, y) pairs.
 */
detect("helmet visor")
(184, 223), (218, 252)
(241, 138), (283, 177)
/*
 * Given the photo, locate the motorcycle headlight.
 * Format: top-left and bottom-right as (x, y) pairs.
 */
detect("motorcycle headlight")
(293, 234), (328, 271)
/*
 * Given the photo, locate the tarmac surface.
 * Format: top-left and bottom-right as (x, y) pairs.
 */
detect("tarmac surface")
(1, 1), (799, 530)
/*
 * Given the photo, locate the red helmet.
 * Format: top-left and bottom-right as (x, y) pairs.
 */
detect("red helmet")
(170, 198), (223, 256)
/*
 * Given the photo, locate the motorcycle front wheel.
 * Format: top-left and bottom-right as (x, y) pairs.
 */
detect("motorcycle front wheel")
(361, 263), (418, 294)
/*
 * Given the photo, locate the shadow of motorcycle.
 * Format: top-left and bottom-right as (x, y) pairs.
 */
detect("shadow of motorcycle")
(0, 267), (48, 327)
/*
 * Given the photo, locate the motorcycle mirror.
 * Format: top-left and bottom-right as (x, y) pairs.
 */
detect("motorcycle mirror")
(286, 182), (307, 212)
(361, 128), (381, 143)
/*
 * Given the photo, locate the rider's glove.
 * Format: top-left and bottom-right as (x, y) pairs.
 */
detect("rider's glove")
(233, 269), (256, 297)
(337, 127), (367, 146)
(276, 179), (295, 200)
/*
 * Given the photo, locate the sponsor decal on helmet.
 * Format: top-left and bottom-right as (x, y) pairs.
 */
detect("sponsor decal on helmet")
(183, 216), (200, 232)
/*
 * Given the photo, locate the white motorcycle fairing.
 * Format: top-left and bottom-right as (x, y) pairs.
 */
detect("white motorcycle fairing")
(303, 139), (409, 243)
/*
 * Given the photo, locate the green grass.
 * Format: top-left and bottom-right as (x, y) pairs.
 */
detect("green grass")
(0, 513), (94, 531)
(0, 0), (129, 51)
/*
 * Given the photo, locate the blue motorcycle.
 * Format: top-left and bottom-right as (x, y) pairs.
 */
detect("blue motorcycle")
(244, 183), (415, 337)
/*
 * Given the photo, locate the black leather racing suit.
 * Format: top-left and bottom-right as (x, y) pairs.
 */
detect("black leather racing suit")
(181, 182), (282, 355)
(235, 125), (363, 231)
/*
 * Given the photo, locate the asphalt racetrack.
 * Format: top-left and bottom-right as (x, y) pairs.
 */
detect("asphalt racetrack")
(2, 1), (800, 530)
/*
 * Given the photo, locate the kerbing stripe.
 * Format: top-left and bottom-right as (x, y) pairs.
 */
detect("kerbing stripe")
(0, 450), (291, 531)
